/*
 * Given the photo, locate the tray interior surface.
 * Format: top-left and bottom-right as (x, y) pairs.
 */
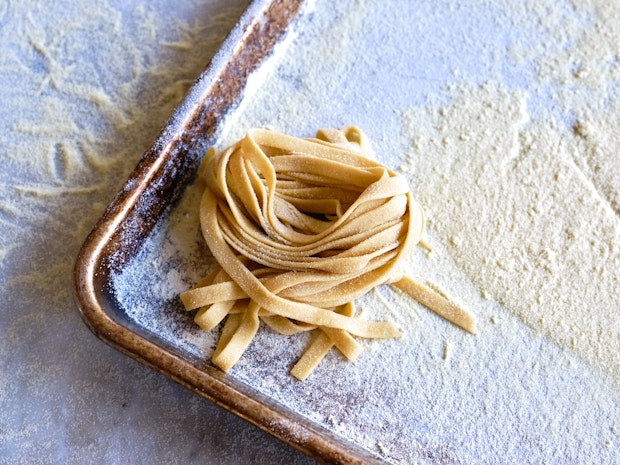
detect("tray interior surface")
(77, 1), (620, 464)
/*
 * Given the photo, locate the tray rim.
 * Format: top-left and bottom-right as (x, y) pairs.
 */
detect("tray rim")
(72, 1), (386, 463)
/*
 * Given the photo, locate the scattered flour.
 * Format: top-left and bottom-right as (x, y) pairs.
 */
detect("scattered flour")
(2, 0), (615, 463)
(400, 83), (620, 388)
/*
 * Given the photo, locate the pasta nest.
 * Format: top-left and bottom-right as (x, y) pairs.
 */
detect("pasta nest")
(181, 127), (474, 380)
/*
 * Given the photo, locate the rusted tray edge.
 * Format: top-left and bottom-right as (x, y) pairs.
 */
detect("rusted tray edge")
(72, 1), (385, 463)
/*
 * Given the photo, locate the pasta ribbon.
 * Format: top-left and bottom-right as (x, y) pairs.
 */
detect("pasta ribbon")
(180, 127), (476, 380)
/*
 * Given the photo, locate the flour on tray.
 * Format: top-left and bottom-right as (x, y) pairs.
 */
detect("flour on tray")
(113, 0), (620, 463)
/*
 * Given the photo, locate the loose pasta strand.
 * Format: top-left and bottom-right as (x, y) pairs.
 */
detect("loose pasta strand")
(180, 127), (476, 380)
(392, 277), (476, 334)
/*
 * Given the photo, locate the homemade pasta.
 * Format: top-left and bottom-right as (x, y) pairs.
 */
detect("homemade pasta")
(180, 127), (476, 380)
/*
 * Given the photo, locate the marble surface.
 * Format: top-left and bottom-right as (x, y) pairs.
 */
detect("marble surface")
(0, 1), (314, 463)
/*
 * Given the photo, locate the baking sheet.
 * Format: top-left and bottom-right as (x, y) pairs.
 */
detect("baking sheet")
(77, 0), (620, 463)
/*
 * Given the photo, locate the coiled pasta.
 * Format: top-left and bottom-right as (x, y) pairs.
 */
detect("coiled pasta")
(181, 127), (475, 380)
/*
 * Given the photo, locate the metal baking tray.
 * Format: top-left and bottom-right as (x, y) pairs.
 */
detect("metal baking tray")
(74, 0), (620, 464)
